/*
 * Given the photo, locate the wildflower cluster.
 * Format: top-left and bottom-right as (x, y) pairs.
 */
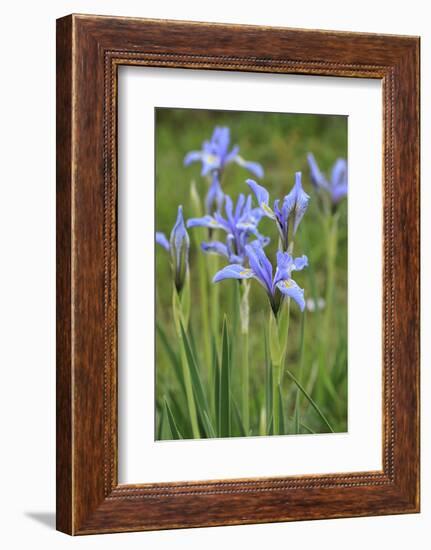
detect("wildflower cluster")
(155, 122), (348, 440)
(156, 127), (348, 312)
(184, 130), (312, 315)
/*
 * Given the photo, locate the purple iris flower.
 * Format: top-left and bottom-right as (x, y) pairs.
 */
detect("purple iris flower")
(307, 153), (348, 205)
(187, 193), (268, 264)
(184, 126), (264, 179)
(213, 240), (308, 314)
(205, 172), (224, 215)
(155, 205), (190, 293)
(247, 172), (310, 251)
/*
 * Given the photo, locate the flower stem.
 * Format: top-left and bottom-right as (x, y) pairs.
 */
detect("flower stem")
(317, 212), (339, 401)
(189, 182), (212, 385)
(324, 213), (338, 343)
(172, 287), (200, 439)
(272, 362), (281, 435)
(268, 300), (290, 436)
(179, 342), (200, 439)
(209, 254), (220, 338)
(239, 281), (250, 434)
(241, 329), (249, 435)
(195, 229), (212, 381)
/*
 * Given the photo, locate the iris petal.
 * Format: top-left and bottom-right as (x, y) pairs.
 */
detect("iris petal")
(273, 250), (293, 286)
(276, 279), (305, 311)
(293, 255), (308, 271)
(155, 232), (170, 251)
(307, 152), (329, 190)
(235, 193), (246, 221)
(212, 127), (231, 158)
(187, 215), (221, 229)
(332, 183), (348, 204)
(246, 179), (269, 207)
(201, 241), (229, 258)
(213, 264), (254, 283)
(331, 158), (347, 188)
(283, 172), (310, 234)
(205, 172), (224, 214)
(237, 159), (264, 179)
(201, 154), (221, 176)
(308, 153), (347, 205)
(169, 205), (190, 293)
(224, 195), (234, 225)
(224, 144), (240, 165)
(331, 159), (348, 203)
(245, 240), (273, 294)
(170, 206), (189, 255)
(184, 150), (203, 166)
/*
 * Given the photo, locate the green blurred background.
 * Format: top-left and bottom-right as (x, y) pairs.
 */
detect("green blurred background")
(155, 107), (348, 436)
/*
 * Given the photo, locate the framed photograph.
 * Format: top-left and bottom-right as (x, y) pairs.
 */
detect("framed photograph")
(56, 14), (420, 534)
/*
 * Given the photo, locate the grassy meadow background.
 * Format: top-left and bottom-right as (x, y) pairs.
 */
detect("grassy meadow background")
(155, 107), (348, 438)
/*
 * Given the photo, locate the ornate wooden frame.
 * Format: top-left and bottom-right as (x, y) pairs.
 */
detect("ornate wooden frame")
(56, 14), (420, 534)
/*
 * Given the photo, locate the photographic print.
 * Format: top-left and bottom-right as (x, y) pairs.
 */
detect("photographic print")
(155, 107), (348, 440)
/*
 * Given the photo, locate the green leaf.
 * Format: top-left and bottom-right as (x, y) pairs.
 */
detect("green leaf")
(264, 328), (273, 435)
(180, 321), (215, 438)
(232, 397), (246, 437)
(180, 272), (191, 328)
(156, 406), (163, 440)
(188, 323), (200, 365)
(203, 411), (217, 438)
(268, 303), (290, 370)
(160, 405), (173, 440)
(164, 398), (183, 439)
(300, 223), (320, 314)
(168, 390), (191, 439)
(294, 312), (306, 434)
(232, 280), (241, 342)
(219, 316), (231, 437)
(278, 384), (285, 434)
(156, 321), (186, 397)
(285, 367), (335, 433)
(267, 414), (273, 436)
(287, 416), (316, 434)
(300, 422), (316, 434)
(212, 335), (220, 432)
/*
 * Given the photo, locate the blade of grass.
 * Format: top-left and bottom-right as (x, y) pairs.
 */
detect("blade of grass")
(188, 323), (200, 366)
(285, 367), (335, 433)
(190, 183), (212, 382)
(264, 327), (273, 434)
(180, 321), (215, 438)
(203, 411), (217, 438)
(178, 338), (200, 439)
(209, 253), (220, 339)
(272, 375), (280, 435)
(160, 405), (173, 440)
(212, 335), (220, 433)
(164, 398), (183, 439)
(294, 312), (306, 434)
(156, 321), (186, 397)
(278, 384), (285, 434)
(287, 417), (316, 434)
(219, 316), (231, 437)
(267, 414), (273, 436)
(232, 397), (247, 437)
(300, 422), (316, 434)
(168, 390), (191, 439)
(300, 223), (319, 314)
(156, 406), (163, 440)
